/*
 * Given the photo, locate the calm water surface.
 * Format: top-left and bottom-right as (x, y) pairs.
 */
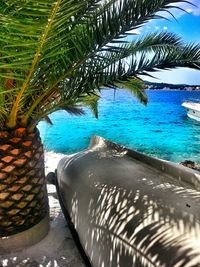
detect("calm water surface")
(38, 90), (200, 163)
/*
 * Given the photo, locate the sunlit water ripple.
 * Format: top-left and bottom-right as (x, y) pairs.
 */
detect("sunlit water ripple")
(38, 89), (200, 163)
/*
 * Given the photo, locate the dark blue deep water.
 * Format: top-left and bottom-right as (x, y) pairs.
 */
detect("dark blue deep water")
(38, 90), (200, 163)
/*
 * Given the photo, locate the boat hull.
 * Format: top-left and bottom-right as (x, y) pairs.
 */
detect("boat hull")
(56, 136), (200, 267)
(182, 101), (200, 121)
(188, 112), (200, 122)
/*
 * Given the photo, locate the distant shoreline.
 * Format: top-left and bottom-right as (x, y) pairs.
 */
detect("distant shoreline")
(145, 88), (200, 91)
(144, 81), (200, 91)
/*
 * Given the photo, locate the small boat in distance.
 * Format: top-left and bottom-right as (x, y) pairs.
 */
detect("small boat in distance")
(182, 101), (200, 122)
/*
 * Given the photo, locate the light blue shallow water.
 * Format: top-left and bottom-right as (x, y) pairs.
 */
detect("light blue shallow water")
(38, 89), (200, 163)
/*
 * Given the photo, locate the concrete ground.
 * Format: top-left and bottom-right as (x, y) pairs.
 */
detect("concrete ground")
(0, 152), (84, 267)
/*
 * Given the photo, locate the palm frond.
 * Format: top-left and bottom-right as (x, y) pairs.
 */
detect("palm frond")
(43, 116), (53, 125)
(1, 0), (86, 127)
(0, 0), (199, 128)
(27, 32), (186, 114)
(19, 0), (190, 101)
(116, 78), (147, 105)
(62, 105), (85, 116)
(79, 94), (100, 118)
(133, 43), (200, 75)
(55, 40), (200, 107)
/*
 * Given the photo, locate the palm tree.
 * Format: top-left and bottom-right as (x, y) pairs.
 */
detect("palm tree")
(0, 0), (200, 244)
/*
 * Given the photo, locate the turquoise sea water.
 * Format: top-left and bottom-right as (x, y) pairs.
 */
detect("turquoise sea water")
(38, 89), (200, 163)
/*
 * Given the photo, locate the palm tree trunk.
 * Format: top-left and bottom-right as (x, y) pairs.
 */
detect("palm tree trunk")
(0, 126), (49, 237)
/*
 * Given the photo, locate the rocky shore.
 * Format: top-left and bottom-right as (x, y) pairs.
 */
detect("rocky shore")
(180, 160), (200, 172)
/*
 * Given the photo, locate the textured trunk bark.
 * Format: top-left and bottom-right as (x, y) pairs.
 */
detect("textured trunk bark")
(0, 126), (49, 237)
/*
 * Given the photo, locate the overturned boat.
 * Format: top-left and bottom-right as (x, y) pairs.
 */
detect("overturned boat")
(182, 101), (200, 121)
(56, 135), (200, 267)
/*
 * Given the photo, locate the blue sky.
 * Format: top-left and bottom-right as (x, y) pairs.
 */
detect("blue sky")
(140, 0), (200, 85)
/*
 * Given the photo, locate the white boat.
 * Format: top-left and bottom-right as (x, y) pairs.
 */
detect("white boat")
(56, 135), (200, 267)
(182, 101), (200, 122)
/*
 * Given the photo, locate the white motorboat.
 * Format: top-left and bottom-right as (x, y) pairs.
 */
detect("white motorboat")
(182, 101), (200, 122)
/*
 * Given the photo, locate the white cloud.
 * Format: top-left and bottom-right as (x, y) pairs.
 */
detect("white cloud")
(127, 29), (141, 34)
(154, 26), (168, 32)
(172, 0), (200, 17)
(142, 68), (200, 85)
(186, 8), (193, 13)
(157, 0), (200, 19)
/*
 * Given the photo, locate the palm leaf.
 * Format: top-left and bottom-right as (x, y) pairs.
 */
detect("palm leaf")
(53, 40), (200, 109)
(116, 78), (147, 104)
(79, 94), (99, 118)
(0, 0), (199, 128)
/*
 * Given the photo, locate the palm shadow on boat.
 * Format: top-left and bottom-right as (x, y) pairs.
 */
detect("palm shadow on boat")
(57, 137), (200, 267)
